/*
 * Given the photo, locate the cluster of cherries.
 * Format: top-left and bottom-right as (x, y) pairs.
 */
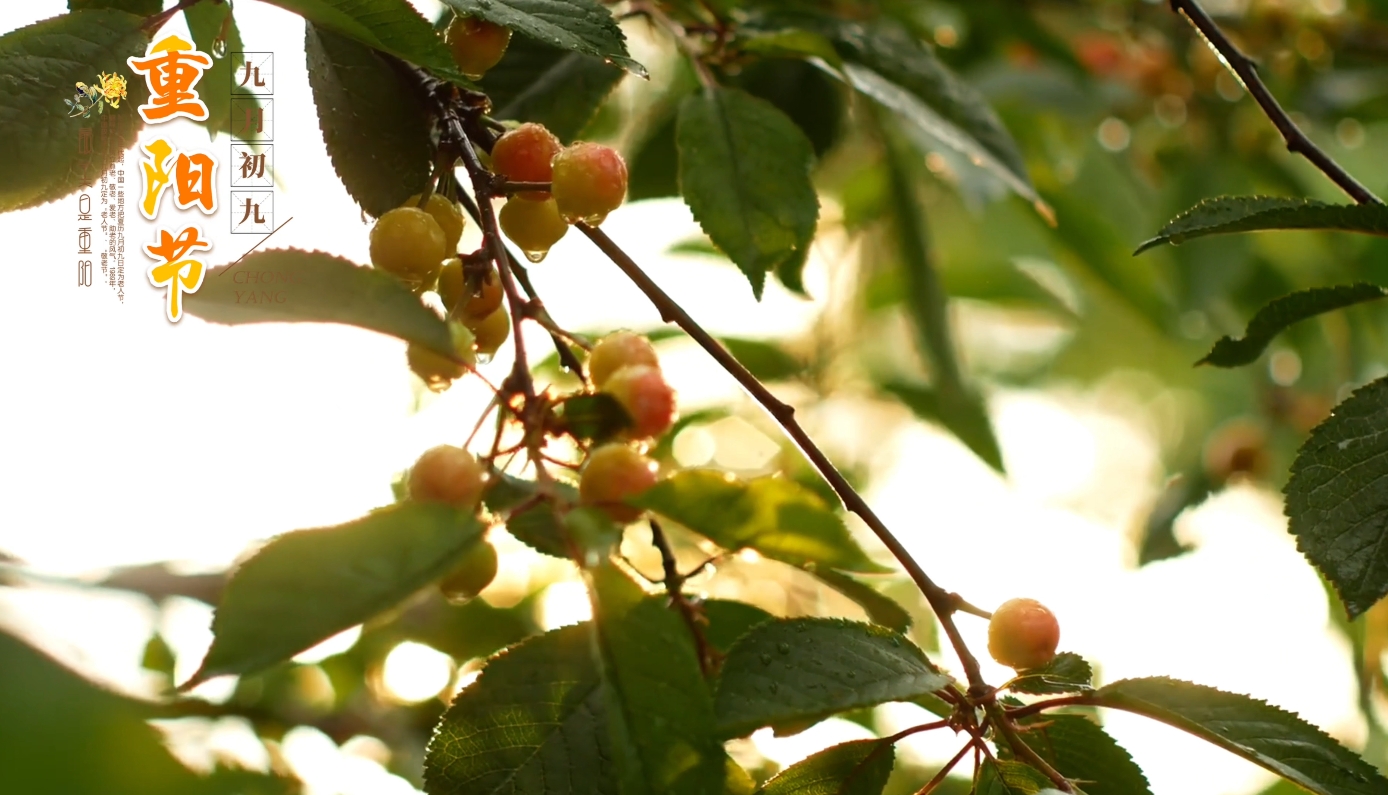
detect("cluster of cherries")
(385, 12), (1064, 674)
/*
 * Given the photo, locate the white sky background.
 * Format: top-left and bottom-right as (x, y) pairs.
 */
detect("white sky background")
(0, 2), (1373, 795)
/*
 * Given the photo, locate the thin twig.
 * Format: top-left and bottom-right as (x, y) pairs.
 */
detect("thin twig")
(143, 0), (212, 32)
(913, 741), (975, 795)
(987, 703), (1072, 792)
(1170, 0), (1381, 204)
(650, 519), (716, 676)
(1003, 694), (1094, 721)
(576, 223), (989, 694)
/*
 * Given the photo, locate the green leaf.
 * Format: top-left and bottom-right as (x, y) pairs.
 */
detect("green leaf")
(677, 86), (820, 299)
(881, 381), (1004, 474)
(1197, 284), (1387, 368)
(305, 24), (433, 217)
(423, 623), (618, 795)
(719, 337), (804, 381)
(755, 739), (894, 795)
(809, 569), (911, 632)
(628, 113), (680, 202)
(553, 393), (633, 443)
(632, 469), (890, 575)
(588, 562), (728, 795)
(818, 18), (1042, 215)
(185, 2), (254, 140)
(1135, 197), (1388, 254)
(1285, 376), (1388, 618)
(184, 248), (456, 360)
(480, 35), (624, 143)
(187, 503), (484, 685)
(1008, 652), (1093, 696)
(976, 759), (1057, 795)
(482, 473), (576, 558)
(713, 617), (951, 739)
(69, 0), (160, 13)
(702, 600), (774, 656)
(1093, 677), (1388, 795)
(260, 0), (457, 74)
(0, 10), (149, 212)
(737, 28), (843, 71)
(440, 0), (645, 76)
(999, 714), (1152, 795)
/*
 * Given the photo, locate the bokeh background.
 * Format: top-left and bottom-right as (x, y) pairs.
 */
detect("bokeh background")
(3, 0), (1388, 793)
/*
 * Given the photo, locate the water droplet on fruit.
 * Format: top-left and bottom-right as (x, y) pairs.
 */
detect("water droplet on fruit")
(759, 653), (772, 665)
(524, 249), (546, 263)
(777, 642), (790, 654)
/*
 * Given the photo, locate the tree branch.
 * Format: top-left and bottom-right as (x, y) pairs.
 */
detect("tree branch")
(576, 222), (990, 693)
(649, 519), (716, 676)
(1169, 0), (1381, 205)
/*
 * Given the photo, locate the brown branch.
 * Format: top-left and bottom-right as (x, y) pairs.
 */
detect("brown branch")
(987, 703), (1073, 792)
(649, 520), (716, 676)
(913, 740), (976, 795)
(576, 222), (989, 694)
(1169, 0), (1381, 205)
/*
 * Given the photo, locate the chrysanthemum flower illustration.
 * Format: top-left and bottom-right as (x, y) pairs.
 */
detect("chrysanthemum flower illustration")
(96, 72), (127, 108)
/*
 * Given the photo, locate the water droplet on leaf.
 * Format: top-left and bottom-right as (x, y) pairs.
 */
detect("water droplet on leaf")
(760, 653), (772, 665)
(777, 642), (790, 654)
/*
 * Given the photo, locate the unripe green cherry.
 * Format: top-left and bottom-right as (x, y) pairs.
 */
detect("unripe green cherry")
(587, 331), (659, 388)
(987, 598), (1060, 670)
(491, 123), (562, 200)
(445, 15), (512, 78)
(551, 142), (628, 225)
(499, 197), (568, 261)
(370, 207), (447, 289)
(579, 443), (659, 523)
(468, 304), (511, 360)
(406, 192), (466, 253)
(408, 444), (487, 509)
(603, 364), (676, 441)
(407, 321), (476, 392)
(439, 538), (499, 603)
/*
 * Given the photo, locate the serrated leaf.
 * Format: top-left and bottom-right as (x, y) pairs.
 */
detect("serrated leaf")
(423, 623), (618, 795)
(813, 18), (1041, 214)
(810, 569), (911, 632)
(1286, 376), (1388, 618)
(1197, 284), (1387, 368)
(1093, 677), (1388, 795)
(553, 393), (632, 443)
(756, 739), (894, 795)
(1135, 197), (1388, 254)
(588, 563), (727, 795)
(261, 0), (457, 73)
(881, 381), (1004, 474)
(1009, 652), (1093, 696)
(677, 86), (819, 300)
(69, 0), (160, 13)
(480, 35), (624, 143)
(999, 714), (1152, 795)
(185, 2), (254, 140)
(482, 473), (576, 558)
(632, 469), (889, 575)
(184, 248), (456, 359)
(977, 759), (1056, 795)
(187, 503), (483, 685)
(440, 0), (645, 76)
(0, 10), (149, 212)
(713, 617), (951, 739)
(305, 24), (432, 217)
(702, 600), (774, 656)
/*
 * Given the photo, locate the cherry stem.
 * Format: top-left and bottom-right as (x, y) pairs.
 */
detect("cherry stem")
(1168, 0), (1380, 204)
(913, 741), (975, 795)
(575, 222), (989, 694)
(495, 180), (552, 195)
(1003, 695), (1095, 721)
(649, 519), (716, 676)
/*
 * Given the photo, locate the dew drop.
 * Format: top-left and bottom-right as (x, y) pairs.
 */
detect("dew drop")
(759, 653), (773, 666)
(777, 642), (790, 655)
(768, 682), (779, 694)
(524, 249), (546, 263)
(584, 550), (601, 568)
(846, 671), (857, 679)
(211, 38), (227, 58)
(889, 637), (900, 647)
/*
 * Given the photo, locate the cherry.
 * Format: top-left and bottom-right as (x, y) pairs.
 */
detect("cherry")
(579, 443), (659, 523)
(987, 598), (1060, 670)
(603, 364), (676, 441)
(408, 444), (487, 509)
(551, 142), (628, 225)
(587, 331), (659, 388)
(445, 15), (511, 78)
(370, 207), (446, 290)
(438, 260), (503, 321)
(407, 321), (476, 392)
(491, 123), (563, 200)
(406, 192), (465, 253)
(468, 304), (511, 359)
(438, 538), (499, 603)
(499, 197), (568, 261)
